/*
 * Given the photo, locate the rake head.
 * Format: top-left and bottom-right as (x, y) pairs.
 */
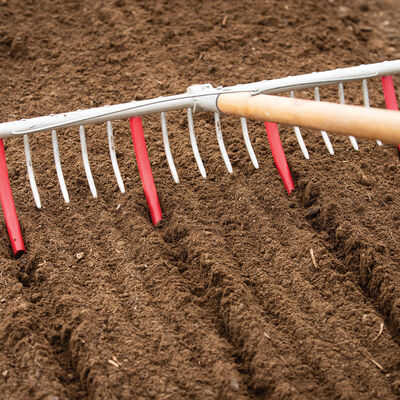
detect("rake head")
(0, 59), (399, 255)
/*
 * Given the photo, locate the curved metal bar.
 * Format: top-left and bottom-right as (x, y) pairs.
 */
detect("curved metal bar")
(3, 60), (400, 139)
(338, 83), (358, 150)
(314, 87), (334, 155)
(362, 79), (382, 146)
(289, 91), (309, 159)
(106, 121), (125, 193)
(238, 60), (400, 95)
(23, 134), (41, 209)
(187, 108), (206, 178)
(214, 113), (232, 173)
(51, 130), (70, 203)
(240, 117), (259, 168)
(79, 125), (97, 198)
(160, 112), (179, 183)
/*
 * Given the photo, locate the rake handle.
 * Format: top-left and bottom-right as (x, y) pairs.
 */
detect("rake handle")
(217, 92), (400, 145)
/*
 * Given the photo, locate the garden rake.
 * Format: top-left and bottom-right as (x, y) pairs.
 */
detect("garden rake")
(0, 59), (399, 256)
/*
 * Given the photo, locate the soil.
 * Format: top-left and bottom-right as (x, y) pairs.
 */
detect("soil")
(1, 0), (400, 399)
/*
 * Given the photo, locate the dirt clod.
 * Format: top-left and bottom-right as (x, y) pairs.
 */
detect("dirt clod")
(305, 206), (320, 218)
(360, 173), (373, 186)
(230, 377), (239, 391)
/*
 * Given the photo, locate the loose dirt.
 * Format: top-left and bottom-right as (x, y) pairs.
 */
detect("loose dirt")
(1, 0), (400, 399)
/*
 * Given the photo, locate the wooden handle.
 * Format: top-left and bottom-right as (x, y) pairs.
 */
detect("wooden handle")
(217, 92), (400, 145)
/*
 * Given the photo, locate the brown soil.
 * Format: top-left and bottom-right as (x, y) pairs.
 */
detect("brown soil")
(1, 0), (400, 399)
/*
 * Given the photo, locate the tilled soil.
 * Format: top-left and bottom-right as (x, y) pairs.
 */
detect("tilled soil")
(1, 0), (400, 399)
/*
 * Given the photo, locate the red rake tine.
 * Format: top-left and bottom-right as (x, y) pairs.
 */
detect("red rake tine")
(264, 122), (294, 195)
(382, 75), (399, 111)
(0, 140), (25, 256)
(130, 116), (162, 225)
(381, 75), (399, 150)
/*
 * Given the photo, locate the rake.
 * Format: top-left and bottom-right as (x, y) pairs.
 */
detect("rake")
(0, 59), (399, 256)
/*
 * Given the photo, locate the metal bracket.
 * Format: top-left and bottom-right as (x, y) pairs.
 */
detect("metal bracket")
(186, 84), (219, 113)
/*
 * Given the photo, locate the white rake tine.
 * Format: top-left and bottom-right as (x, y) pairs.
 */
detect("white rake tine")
(51, 130), (70, 203)
(362, 79), (382, 146)
(214, 112), (233, 174)
(289, 91), (309, 159)
(160, 112), (179, 183)
(240, 117), (259, 168)
(338, 83), (358, 150)
(320, 131), (334, 155)
(187, 108), (206, 178)
(79, 125), (97, 198)
(23, 134), (41, 209)
(314, 87), (334, 155)
(106, 121), (125, 193)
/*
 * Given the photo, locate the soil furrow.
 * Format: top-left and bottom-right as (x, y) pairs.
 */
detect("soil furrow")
(209, 148), (400, 397)
(10, 204), (256, 399)
(1, 0), (400, 398)
(163, 216), (316, 398)
(105, 211), (254, 399)
(155, 194), (338, 398)
(105, 178), (321, 397)
(182, 175), (400, 398)
(0, 256), (87, 399)
(293, 151), (400, 336)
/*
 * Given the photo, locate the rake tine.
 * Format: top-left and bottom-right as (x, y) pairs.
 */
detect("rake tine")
(187, 108), (206, 178)
(106, 121), (125, 193)
(381, 75), (399, 111)
(240, 117), (259, 168)
(51, 130), (70, 203)
(129, 116), (162, 225)
(160, 112), (179, 183)
(23, 134), (41, 209)
(338, 83), (358, 150)
(362, 79), (382, 146)
(0, 139), (25, 255)
(79, 125), (97, 198)
(264, 122), (294, 194)
(314, 87), (334, 155)
(381, 75), (399, 151)
(214, 112), (232, 173)
(289, 91), (309, 159)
